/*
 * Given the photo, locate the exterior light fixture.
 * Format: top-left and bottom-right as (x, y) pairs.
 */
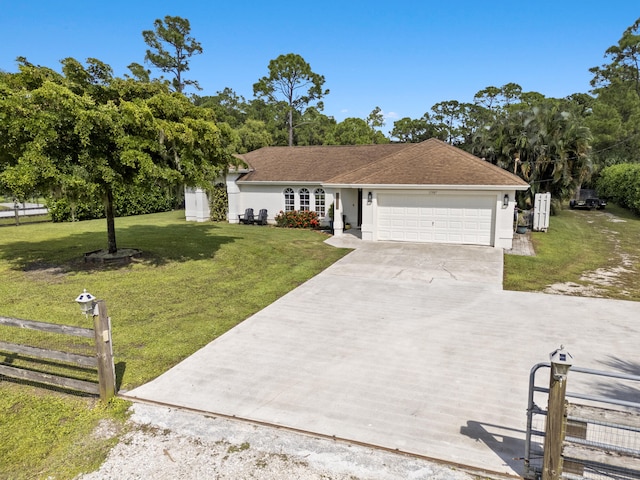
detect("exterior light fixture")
(367, 192), (373, 204)
(549, 345), (573, 381)
(503, 194), (509, 207)
(75, 289), (96, 316)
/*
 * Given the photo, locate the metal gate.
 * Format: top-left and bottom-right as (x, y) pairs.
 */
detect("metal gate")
(525, 363), (640, 479)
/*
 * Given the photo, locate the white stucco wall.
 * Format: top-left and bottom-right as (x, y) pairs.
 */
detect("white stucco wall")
(195, 176), (519, 248)
(184, 187), (211, 222)
(225, 173), (243, 223)
(494, 190), (518, 249)
(361, 190), (376, 241)
(231, 182), (333, 225)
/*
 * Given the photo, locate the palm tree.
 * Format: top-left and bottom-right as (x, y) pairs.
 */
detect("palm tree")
(472, 102), (593, 207)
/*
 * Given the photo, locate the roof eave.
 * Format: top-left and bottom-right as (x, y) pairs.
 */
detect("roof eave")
(229, 167), (253, 174)
(237, 180), (320, 185)
(321, 183), (530, 191)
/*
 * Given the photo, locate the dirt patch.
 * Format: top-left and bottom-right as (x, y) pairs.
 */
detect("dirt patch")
(91, 419), (123, 441)
(23, 263), (68, 283)
(84, 248), (142, 265)
(544, 281), (609, 297)
(602, 212), (627, 223)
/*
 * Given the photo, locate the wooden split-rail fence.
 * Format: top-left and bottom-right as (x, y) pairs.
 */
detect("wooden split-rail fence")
(0, 300), (116, 400)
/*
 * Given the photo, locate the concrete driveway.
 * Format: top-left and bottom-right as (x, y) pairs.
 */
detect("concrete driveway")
(126, 236), (640, 477)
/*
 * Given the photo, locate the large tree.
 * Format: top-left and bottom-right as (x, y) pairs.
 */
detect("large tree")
(366, 106), (385, 131)
(390, 115), (440, 143)
(430, 100), (472, 145)
(294, 107), (336, 146)
(245, 98), (290, 146)
(140, 15), (203, 93)
(0, 58), (229, 254)
(253, 53), (329, 146)
(591, 17), (640, 100)
(235, 119), (273, 153)
(194, 87), (248, 128)
(472, 101), (592, 205)
(588, 17), (640, 167)
(327, 117), (389, 145)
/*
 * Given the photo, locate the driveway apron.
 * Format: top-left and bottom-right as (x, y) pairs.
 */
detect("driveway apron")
(126, 237), (640, 477)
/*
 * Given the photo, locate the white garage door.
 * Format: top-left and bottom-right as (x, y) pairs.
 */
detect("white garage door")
(377, 193), (494, 245)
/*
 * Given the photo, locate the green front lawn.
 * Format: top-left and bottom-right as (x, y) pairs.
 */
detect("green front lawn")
(0, 210), (349, 479)
(0, 387), (131, 479)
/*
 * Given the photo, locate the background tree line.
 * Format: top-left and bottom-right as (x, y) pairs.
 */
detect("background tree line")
(193, 18), (640, 207)
(2, 15), (640, 244)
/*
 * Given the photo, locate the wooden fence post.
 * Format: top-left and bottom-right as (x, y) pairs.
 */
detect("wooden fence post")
(93, 300), (116, 400)
(14, 200), (20, 226)
(542, 347), (573, 480)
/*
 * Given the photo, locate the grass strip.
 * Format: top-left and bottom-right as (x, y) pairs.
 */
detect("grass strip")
(504, 203), (640, 301)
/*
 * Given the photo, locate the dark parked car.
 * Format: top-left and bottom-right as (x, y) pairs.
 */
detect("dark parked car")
(569, 198), (606, 210)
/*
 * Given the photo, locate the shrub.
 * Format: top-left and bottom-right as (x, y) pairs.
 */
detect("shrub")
(47, 182), (175, 222)
(113, 182), (174, 217)
(47, 196), (104, 222)
(597, 163), (640, 215)
(208, 183), (228, 221)
(275, 210), (320, 229)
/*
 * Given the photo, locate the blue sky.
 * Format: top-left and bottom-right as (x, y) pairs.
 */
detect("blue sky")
(1, 1), (638, 129)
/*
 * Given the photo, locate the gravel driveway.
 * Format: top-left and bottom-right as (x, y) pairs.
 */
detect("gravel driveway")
(78, 403), (478, 480)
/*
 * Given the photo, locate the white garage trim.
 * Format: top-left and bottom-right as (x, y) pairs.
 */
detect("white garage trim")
(376, 192), (495, 246)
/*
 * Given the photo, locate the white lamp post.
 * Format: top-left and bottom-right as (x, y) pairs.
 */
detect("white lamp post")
(75, 289), (97, 316)
(550, 345), (573, 381)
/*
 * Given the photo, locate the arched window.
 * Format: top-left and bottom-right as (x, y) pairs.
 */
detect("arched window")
(314, 188), (325, 217)
(284, 188), (295, 212)
(299, 188), (310, 211)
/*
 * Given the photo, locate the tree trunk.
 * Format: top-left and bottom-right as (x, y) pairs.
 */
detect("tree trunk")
(288, 108), (294, 147)
(104, 188), (117, 254)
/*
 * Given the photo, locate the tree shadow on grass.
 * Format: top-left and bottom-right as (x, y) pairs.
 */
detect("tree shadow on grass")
(0, 376), (97, 398)
(0, 221), (239, 273)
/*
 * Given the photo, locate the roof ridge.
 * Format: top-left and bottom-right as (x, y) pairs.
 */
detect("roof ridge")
(324, 142), (416, 183)
(250, 143), (401, 151)
(443, 141), (527, 183)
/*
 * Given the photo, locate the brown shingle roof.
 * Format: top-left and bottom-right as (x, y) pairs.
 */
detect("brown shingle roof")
(237, 144), (408, 182)
(237, 139), (528, 187)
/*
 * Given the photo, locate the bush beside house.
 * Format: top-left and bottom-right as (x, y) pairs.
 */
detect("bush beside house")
(275, 210), (320, 229)
(597, 164), (640, 215)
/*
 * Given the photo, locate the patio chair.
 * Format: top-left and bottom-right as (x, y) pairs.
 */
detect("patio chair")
(238, 208), (254, 224)
(254, 209), (268, 225)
